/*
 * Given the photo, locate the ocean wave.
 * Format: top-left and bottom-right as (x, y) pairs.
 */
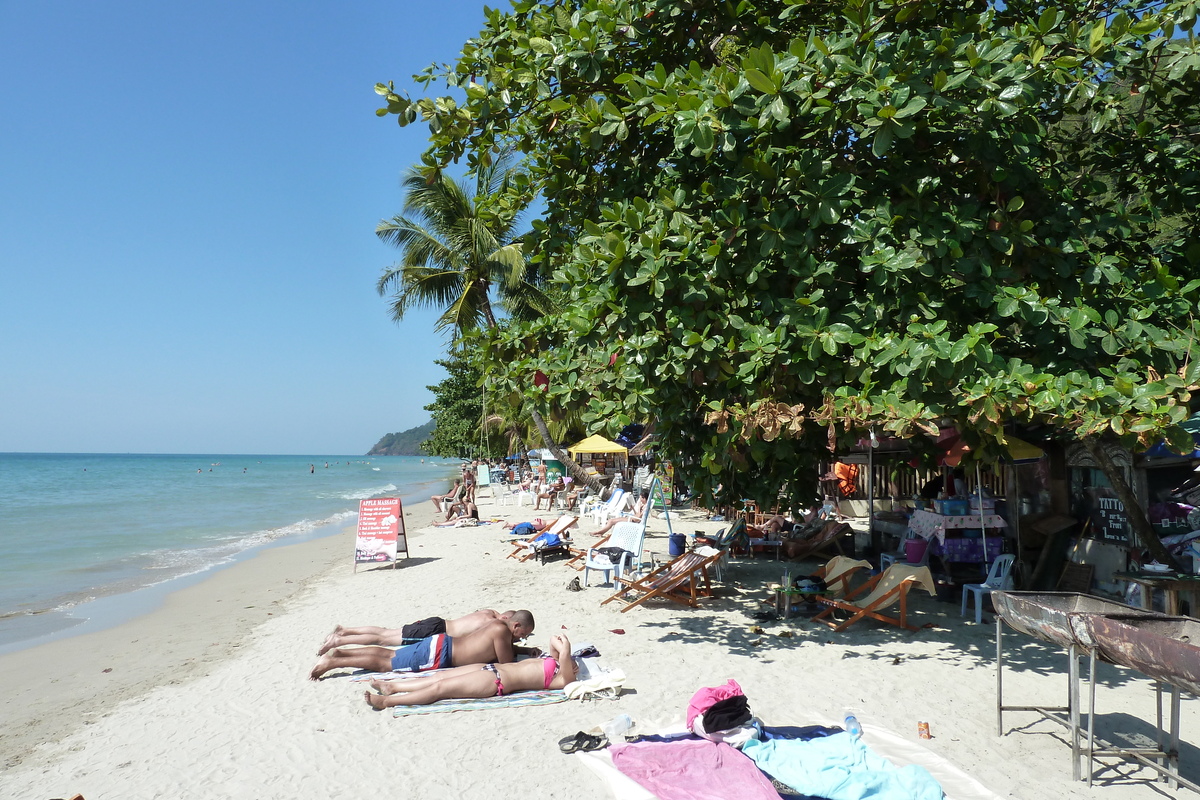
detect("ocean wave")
(326, 484), (399, 501)
(5, 510), (359, 620)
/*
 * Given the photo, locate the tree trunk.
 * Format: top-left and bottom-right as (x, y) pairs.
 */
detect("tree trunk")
(528, 408), (611, 498)
(1080, 434), (1179, 569)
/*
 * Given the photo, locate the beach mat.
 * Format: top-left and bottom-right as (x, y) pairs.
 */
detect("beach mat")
(390, 689), (568, 716)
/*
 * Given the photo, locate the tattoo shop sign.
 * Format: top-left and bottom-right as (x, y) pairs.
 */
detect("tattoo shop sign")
(354, 497), (406, 570)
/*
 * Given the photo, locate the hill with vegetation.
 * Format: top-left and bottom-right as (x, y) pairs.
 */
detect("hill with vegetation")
(366, 421), (435, 456)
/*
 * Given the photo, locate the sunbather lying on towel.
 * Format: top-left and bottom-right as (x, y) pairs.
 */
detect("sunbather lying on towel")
(309, 612), (539, 680)
(317, 609), (530, 655)
(363, 634), (577, 709)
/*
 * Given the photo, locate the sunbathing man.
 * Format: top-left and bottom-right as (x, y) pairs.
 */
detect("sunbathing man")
(309, 612), (537, 680)
(316, 609), (523, 655)
(534, 476), (566, 510)
(363, 634), (577, 709)
(590, 491), (648, 537)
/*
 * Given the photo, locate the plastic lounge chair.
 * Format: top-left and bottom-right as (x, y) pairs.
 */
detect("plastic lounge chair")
(601, 549), (722, 612)
(583, 515), (649, 587)
(960, 553), (1016, 624)
(505, 516), (579, 562)
(811, 564), (938, 632)
(590, 488), (627, 525)
(782, 521), (853, 563)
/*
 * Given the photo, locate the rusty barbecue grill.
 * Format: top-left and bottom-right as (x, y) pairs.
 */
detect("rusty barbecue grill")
(992, 591), (1197, 793)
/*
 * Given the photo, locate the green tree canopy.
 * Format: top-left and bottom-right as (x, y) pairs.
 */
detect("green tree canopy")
(379, 0), (1200, 531)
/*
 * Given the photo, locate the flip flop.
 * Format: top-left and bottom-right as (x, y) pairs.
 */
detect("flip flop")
(558, 731), (606, 753)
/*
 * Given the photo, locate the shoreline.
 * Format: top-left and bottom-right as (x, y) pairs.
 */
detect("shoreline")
(2, 492), (1194, 799)
(0, 498), (433, 771)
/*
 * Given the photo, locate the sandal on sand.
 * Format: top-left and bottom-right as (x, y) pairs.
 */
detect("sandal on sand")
(565, 577), (583, 592)
(558, 731), (607, 753)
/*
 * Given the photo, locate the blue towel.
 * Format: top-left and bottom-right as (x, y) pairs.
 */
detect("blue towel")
(742, 732), (943, 800)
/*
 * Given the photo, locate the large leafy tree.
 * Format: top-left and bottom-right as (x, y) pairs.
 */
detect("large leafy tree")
(380, 0), (1200, 562)
(376, 152), (607, 490)
(422, 349), (507, 458)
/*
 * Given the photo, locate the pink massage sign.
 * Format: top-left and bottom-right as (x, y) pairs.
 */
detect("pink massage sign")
(354, 497), (406, 570)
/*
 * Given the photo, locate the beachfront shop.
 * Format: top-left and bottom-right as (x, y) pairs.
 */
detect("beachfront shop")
(566, 434), (629, 480)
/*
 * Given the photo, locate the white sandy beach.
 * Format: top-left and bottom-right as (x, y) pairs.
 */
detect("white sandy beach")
(1, 495), (1196, 800)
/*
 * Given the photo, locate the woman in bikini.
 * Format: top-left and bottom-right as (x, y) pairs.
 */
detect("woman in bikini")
(364, 635), (576, 709)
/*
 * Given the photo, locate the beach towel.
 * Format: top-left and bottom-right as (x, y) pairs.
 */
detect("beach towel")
(742, 731), (943, 800)
(610, 739), (780, 800)
(390, 690), (568, 716)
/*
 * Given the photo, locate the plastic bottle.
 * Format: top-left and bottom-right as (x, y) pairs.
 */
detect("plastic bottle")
(603, 713), (633, 740)
(843, 710), (863, 738)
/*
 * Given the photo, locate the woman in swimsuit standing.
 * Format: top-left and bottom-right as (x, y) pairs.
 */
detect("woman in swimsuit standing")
(364, 635), (576, 709)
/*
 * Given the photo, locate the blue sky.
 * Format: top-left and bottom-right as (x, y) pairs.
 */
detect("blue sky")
(0, 1), (500, 455)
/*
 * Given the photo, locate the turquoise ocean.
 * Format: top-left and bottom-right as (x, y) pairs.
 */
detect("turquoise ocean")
(0, 453), (459, 653)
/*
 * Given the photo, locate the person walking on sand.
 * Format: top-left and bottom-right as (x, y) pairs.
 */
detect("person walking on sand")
(317, 609), (525, 655)
(431, 479), (463, 514)
(363, 634), (576, 709)
(310, 612), (538, 680)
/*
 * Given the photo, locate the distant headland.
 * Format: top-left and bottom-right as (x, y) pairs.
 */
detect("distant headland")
(365, 421), (435, 456)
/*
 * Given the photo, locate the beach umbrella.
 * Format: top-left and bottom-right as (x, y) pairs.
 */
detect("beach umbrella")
(566, 434), (629, 455)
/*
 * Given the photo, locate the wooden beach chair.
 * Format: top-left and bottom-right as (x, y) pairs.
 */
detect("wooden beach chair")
(505, 516), (579, 562)
(811, 564), (938, 632)
(601, 549), (722, 612)
(815, 555), (874, 598)
(782, 520), (854, 562)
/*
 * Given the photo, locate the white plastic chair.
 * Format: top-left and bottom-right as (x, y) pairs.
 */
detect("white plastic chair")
(590, 488), (626, 525)
(583, 516), (648, 587)
(961, 553), (1016, 624)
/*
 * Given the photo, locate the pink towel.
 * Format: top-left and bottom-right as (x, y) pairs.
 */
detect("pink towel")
(686, 678), (745, 728)
(611, 739), (778, 800)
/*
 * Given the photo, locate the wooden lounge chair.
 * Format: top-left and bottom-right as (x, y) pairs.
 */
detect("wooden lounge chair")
(505, 516), (579, 562)
(601, 549), (723, 612)
(782, 520), (854, 562)
(815, 555), (873, 598)
(811, 564), (938, 632)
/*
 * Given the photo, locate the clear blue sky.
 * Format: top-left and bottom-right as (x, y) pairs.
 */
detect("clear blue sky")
(0, 1), (498, 455)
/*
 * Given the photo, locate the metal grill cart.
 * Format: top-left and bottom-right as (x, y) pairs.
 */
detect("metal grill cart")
(992, 591), (1199, 792)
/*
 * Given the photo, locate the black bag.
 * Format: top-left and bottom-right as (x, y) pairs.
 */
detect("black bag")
(596, 546), (632, 566)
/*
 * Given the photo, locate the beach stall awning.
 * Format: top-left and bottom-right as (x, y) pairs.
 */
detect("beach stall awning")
(567, 435), (628, 456)
(940, 436), (1044, 467)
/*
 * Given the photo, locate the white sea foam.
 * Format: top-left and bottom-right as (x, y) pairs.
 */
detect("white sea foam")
(330, 484), (398, 501)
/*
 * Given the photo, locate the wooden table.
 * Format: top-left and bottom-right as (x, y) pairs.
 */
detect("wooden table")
(1113, 571), (1200, 616)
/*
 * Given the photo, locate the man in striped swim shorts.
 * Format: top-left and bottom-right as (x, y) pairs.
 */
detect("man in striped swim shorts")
(309, 611), (537, 680)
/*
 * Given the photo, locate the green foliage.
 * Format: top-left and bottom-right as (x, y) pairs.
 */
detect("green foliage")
(421, 348), (506, 459)
(381, 0), (1200, 509)
(367, 421), (436, 456)
(376, 153), (552, 337)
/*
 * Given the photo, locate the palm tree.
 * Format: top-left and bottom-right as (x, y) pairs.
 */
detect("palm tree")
(377, 158), (611, 496)
(375, 156), (549, 337)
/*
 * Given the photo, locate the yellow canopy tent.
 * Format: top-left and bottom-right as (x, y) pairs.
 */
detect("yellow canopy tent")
(940, 436), (1044, 467)
(567, 435), (629, 455)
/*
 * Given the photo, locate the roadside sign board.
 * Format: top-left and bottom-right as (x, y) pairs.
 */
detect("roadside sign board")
(354, 497), (406, 570)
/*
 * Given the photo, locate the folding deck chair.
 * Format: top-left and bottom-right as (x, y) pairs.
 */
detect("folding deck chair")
(811, 564), (938, 632)
(815, 555), (873, 598)
(505, 516), (579, 562)
(601, 549), (723, 612)
(782, 521), (854, 562)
